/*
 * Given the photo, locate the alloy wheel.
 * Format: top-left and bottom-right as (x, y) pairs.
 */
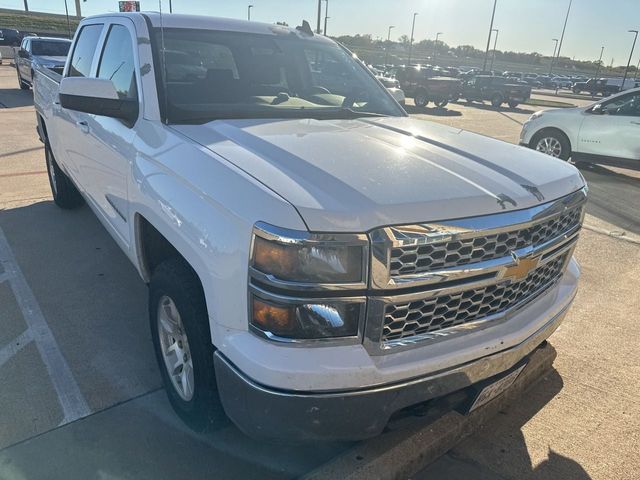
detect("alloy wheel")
(535, 136), (562, 158)
(157, 295), (194, 401)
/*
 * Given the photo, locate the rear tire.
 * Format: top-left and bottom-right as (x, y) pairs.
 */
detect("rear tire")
(149, 258), (225, 432)
(508, 100), (519, 109)
(45, 140), (84, 209)
(491, 94), (503, 108)
(17, 69), (29, 90)
(414, 90), (429, 108)
(530, 129), (571, 161)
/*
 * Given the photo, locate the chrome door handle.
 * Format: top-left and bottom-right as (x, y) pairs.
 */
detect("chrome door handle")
(76, 120), (90, 134)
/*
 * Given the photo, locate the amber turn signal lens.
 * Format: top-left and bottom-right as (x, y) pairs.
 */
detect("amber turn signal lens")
(252, 298), (296, 335)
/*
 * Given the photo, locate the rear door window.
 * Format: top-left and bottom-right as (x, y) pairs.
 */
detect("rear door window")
(68, 24), (103, 77)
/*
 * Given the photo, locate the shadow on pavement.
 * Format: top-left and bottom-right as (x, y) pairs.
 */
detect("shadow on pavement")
(422, 369), (592, 479)
(451, 100), (536, 115)
(0, 86), (33, 109)
(0, 389), (350, 480)
(576, 163), (640, 235)
(0, 200), (350, 479)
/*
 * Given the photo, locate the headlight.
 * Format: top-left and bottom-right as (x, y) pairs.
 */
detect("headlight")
(251, 222), (367, 285)
(249, 222), (368, 341)
(529, 111), (544, 121)
(250, 293), (364, 340)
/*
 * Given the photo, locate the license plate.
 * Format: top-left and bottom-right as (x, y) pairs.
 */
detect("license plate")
(468, 364), (526, 412)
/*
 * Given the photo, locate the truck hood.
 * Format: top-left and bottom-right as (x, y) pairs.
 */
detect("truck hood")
(173, 117), (585, 232)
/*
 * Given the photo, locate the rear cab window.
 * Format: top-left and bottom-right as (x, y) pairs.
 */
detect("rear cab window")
(68, 24), (103, 77)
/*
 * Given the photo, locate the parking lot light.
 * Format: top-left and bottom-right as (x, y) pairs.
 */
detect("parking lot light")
(408, 12), (418, 66)
(550, 0), (573, 76)
(247, 4), (253, 21)
(482, 0), (498, 71)
(594, 46), (604, 80)
(548, 39), (559, 75)
(384, 25), (395, 66)
(621, 30), (638, 90)
(490, 29), (499, 72)
(323, 0), (329, 35)
(433, 32), (443, 65)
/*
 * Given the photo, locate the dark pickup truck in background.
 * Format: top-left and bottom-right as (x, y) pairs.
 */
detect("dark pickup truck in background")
(571, 78), (639, 96)
(392, 65), (462, 108)
(462, 75), (531, 108)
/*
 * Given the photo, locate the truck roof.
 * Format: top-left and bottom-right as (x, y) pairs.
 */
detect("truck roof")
(83, 12), (333, 44)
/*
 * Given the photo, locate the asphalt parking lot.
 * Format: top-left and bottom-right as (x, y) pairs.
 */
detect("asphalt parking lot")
(0, 63), (639, 479)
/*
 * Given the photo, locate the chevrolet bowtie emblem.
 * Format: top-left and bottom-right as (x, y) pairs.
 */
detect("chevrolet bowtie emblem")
(504, 252), (540, 281)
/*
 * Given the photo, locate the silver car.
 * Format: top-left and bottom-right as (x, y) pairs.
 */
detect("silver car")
(15, 36), (71, 90)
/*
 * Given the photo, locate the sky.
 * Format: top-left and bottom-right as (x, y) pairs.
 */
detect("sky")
(3, 0), (639, 65)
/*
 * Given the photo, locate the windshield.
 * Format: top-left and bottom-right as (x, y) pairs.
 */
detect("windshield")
(153, 28), (404, 123)
(31, 40), (71, 56)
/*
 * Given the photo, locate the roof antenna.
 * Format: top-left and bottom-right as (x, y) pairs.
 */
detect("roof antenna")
(296, 20), (314, 36)
(159, 0), (169, 124)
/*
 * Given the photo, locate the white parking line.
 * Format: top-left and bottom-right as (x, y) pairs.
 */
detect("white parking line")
(0, 226), (91, 424)
(0, 330), (33, 369)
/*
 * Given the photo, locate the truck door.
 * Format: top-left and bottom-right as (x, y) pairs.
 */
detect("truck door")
(577, 90), (640, 164)
(73, 20), (140, 246)
(53, 22), (104, 192)
(18, 38), (30, 78)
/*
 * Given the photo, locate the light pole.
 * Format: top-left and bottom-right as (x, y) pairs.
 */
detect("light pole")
(594, 46), (604, 80)
(407, 12), (418, 66)
(63, 0), (71, 39)
(482, 0), (497, 71)
(621, 30), (638, 91)
(247, 4), (253, 21)
(384, 25), (395, 66)
(489, 29), (499, 72)
(548, 38), (559, 75)
(323, 0), (329, 35)
(316, 0), (322, 34)
(550, 0), (572, 76)
(433, 32), (443, 65)
(169, 0), (173, 13)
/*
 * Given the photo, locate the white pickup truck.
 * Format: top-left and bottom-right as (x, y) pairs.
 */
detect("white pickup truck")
(34, 13), (587, 441)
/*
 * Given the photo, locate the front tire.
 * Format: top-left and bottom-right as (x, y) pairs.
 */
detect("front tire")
(508, 100), (519, 108)
(434, 98), (449, 108)
(491, 94), (503, 108)
(530, 129), (571, 160)
(414, 90), (429, 108)
(45, 140), (84, 209)
(149, 258), (225, 432)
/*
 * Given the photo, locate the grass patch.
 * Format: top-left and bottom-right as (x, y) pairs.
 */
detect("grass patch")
(0, 10), (80, 35)
(524, 98), (576, 108)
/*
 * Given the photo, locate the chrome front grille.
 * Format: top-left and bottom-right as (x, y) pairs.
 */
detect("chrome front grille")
(389, 205), (582, 276)
(383, 254), (567, 342)
(365, 188), (587, 354)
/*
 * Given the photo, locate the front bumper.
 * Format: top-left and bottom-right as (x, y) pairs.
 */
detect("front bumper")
(214, 293), (573, 441)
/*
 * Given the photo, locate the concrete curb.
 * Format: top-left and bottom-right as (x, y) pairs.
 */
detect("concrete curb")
(302, 342), (557, 480)
(583, 214), (640, 245)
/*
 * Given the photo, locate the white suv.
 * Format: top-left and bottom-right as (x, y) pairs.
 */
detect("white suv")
(520, 87), (640, 170)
